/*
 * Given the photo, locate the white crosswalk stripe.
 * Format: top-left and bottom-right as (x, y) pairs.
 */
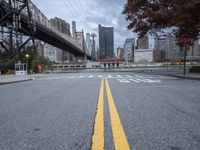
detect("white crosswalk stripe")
(126, 75), (133, 78)
(107, 75), (113, 78)
(78, 76), (84, 78)
(117, 75), (123, 78)
(68, 76), (75, 79)
(136, 79), (150, 83)
(37, 74), (164, 83)
(116, 78), (161, 84)
(117, 79), (131, 83)
(129, 79), (140, 83)
(133, 75), (146, 78)
(88, 75), (93, 78)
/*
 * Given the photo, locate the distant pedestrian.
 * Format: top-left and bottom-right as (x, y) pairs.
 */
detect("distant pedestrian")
(38, 64), (42, 74)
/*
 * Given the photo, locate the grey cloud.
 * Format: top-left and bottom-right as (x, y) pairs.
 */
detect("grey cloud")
(32, 0), (136, 51)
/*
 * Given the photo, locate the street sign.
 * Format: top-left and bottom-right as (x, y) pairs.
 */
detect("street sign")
(180, 34), (191, 76)
(180, 35), (191, 45)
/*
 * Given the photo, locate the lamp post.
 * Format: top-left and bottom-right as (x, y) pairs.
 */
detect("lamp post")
(25, 54), (29, 74)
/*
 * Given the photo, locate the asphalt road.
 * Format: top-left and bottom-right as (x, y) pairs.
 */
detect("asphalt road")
(0, 72), (200, 150)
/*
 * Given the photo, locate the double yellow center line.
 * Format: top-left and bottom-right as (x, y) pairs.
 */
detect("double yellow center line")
(92, 78), (130, 150)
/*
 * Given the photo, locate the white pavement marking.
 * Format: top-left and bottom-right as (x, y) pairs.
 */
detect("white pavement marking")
(141, 74), (156, 78)
(88, 75), (94, 78)
(107, 75), (113, 78)
(135, 79), (150, 83)
(117, 79), (131, 83)
(78, 76), (84, 78)
(98, 75), (103, 78)
(68, 76), (75, 79)
(126, 75), (133, 78)
(129, 79), (140, 83)
(116, 78), (162, 84)
(143, 79), (161, 83)
(117, 75), (123, 78)
(134, 75), (146, 78)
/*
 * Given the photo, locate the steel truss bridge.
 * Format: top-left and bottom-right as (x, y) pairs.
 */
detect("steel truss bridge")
(0, 0), (91, 60)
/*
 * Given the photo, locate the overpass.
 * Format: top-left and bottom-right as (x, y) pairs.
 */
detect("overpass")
(0, 0), (91, 60)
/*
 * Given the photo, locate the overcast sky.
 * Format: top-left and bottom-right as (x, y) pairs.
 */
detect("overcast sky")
(31, 0), (138, 53)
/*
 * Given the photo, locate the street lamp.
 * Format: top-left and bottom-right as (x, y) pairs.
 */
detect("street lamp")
(25, 54), (29, 74)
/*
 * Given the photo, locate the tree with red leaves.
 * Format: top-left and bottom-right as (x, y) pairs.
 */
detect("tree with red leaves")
(122, 0), (200, 40)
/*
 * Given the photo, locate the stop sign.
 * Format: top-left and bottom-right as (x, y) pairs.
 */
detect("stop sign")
(180, 35), (191, 45)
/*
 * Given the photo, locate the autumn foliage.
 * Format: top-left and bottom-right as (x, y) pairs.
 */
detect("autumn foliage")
(122, 0), (200, 40)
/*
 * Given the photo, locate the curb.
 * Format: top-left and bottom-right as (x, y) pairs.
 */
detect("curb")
(0, 78), (33, 85)
(164, 74), (200, 80)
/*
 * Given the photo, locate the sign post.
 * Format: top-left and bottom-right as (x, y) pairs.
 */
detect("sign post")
(180, 35), (191, 76)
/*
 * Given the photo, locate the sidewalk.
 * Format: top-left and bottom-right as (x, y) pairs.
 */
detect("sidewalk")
(0, 75), (34, 85)
(167, 73), (200, 80)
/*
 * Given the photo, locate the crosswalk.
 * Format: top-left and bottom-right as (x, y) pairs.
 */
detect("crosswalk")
(117, 78), (161, 83)
(39, 74), (161, 80)
(36, 74), (167, 84)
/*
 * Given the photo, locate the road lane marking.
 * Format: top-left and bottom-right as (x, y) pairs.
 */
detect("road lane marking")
(126, 75), (133, 78)
(136, 79), (150, 83)
(142, 79), (161, 83)
(117, 79), (131, 83)
(98, 75), (103, 78)
(107, 75), (113, 78)
(68, 76), (75, 78)
(134, 75), (145, 78)
(105, 78), (130, 150)
(78, 76), (84, 78)
(116, 78), (162, 84)
(117, 75), (123, 78)
(89, 75), (94, 78)
(92, 78), (104, 150)
(129, 79), (140, 83)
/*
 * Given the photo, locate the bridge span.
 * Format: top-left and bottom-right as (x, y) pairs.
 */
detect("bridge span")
(0, 0), (91, 60)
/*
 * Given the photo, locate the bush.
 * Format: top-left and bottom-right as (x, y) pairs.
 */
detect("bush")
(189, 66), (200, 73)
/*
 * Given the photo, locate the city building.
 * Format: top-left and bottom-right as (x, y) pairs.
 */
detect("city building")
(72, 21), (76, 37)
(98, 24), (114, 58)
(153, 50), (166, 62)
(49, 17), (72, 63)
(50, 17), (71, 35)
(44, 43), (61, 63)
(137, 36), (149, 49)
(123, 38), (135, 62)
(134, 49), (153, 63)
(154, 35), (179, 61)
(35, 40), (44, 57)
(187, 40), (199, 60)
(117, 47), (125, 59)
(86, 33), (93, 55)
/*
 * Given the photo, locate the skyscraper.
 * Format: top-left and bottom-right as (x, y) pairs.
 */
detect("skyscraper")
(98, 24), (114, 58)
(86, 33), (92, 55)
(49, 17), (72, 62)
(72, 21), (76, 37)
(154, 35), (180, 61)
(124, 38), (135, 61)
(137, 36), (149, 49)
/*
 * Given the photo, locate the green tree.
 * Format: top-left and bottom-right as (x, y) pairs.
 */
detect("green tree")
(0, 44), (52, 74)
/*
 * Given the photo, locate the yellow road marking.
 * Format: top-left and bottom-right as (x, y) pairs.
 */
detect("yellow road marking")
(92, 78), (104, 150)
(105, 78), (130, 150)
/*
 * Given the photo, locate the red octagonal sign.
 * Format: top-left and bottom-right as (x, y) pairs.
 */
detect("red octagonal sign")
(180, 35), (191, 45)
